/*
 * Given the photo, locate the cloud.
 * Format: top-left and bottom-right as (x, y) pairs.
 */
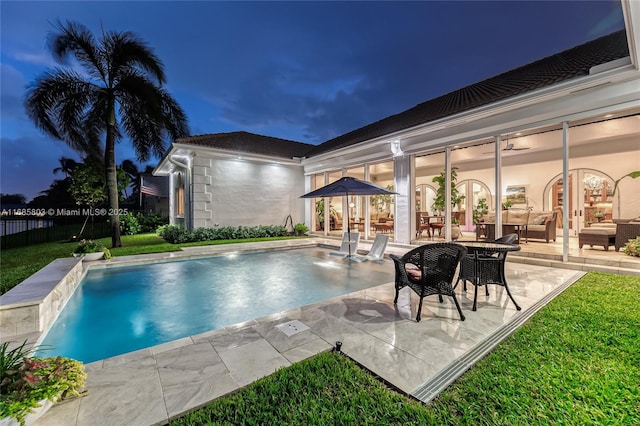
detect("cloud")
(0, 63), (28, 122)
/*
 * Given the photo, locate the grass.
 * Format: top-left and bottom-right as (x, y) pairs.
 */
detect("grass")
(170, 272), (640, 425)
(0, 233), (306, 294)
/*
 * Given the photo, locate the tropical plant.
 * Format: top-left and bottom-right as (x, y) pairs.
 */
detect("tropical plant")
(1, 341), (36, 383)
(370, 185), (394, 212)
(431, 168), (465, 213)
(612, 171), (640, 195)
(315, 199), (337, 226)
(473, 197), (489, 224)
(0, 343), (86, 426)
(294, 223), (309, 235)
(25, 20), (189, 248)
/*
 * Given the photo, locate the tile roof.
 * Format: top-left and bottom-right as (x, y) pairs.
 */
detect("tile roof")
(306, 29), (629, 157)
(173, 30), (629, 161)
(174, 131), (314, 159)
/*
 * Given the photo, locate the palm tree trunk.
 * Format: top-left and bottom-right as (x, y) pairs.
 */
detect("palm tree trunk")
(105, 124), (122, 248)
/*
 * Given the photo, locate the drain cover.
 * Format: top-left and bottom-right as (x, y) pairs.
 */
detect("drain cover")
(275, 320), (310, 337)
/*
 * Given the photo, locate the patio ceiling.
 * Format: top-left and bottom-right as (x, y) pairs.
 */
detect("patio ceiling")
(415, 109), (640, 172)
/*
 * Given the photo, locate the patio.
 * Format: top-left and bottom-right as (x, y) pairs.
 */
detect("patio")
(31, 238), (599, 426)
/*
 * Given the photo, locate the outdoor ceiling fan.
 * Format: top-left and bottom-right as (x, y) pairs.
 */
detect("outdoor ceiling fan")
(483, 140), (530, 154)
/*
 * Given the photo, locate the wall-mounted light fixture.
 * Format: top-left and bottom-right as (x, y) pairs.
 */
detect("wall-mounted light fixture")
(390, 140), (403, 157)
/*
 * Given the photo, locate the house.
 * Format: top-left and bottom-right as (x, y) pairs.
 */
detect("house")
(154, 3), (640, 252)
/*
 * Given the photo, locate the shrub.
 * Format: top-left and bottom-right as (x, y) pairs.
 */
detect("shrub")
(158, 224), (290, 244)
(157, 225), (191, 244)
(623, 236), (640, 256)
(73, 239), (104, 254)
(294, 223), (309, 235)
(119, 213), (141, 235)
(136, 213), (168, 233)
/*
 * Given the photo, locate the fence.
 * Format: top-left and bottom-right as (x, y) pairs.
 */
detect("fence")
(0, 215), (111, 250)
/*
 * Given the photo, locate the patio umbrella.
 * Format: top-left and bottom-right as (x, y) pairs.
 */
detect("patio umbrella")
(301, 177), (397, 257)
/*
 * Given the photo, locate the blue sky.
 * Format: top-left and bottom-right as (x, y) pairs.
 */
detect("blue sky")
(0, 1), (625, 201)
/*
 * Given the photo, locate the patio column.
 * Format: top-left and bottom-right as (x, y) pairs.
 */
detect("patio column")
(394, 154), (411, 244)
(562, 121), (569, 262)
(494, 135), (503, 239)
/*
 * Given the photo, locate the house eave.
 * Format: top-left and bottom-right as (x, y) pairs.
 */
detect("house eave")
(302, 60), (639, 173)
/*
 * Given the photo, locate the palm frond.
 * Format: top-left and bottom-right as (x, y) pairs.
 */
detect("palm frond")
(104, 31), (166, 84)
(48, 20), (107, 83)
(25, 69), (100, 153)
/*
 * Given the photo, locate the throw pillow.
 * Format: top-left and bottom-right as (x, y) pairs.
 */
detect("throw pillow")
(532, 215), (546, 225)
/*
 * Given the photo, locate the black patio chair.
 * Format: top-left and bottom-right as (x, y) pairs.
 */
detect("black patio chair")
(390, 242), (467, 321)
(456, 240), (522, 312)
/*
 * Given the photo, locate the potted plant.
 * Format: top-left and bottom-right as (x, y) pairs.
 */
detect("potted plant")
(432, 168), (465, 239)
(594, 211), (604, 222)
(0, 341), (86, 426)
(293, 223), (309, 236)
(315, 199), (337, 230)
(72, 239), (110, 261)
(473, 198), (489, 224)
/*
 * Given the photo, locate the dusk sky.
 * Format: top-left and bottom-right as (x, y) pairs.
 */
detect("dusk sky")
(0, 1), (625, 202)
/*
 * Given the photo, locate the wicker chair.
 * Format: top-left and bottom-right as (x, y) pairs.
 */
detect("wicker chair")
(456, 241), (521, 312)
(615, 221), (640, 251)
(390, 243), (467, 321)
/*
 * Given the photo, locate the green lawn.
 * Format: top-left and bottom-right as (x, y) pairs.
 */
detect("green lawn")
(0, 233), (304, 294)
(170, 272), (640, 425)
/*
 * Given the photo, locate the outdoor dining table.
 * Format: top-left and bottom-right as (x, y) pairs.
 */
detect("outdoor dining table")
(456, 241), (522, 311)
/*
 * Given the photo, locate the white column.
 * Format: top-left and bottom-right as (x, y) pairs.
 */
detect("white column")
(445, 147), (452, 241)
(393, 154), (412, 244)
(562, 121), (570, 262)
(495, 135), (503, 239)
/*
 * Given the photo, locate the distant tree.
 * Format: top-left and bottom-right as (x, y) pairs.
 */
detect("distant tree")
(69, 163), (130, 208)
(53, 157), (79, 178)
(0, 194), (27, 205)
(28, 179), (75, 209)
(25, 21), (189, 247)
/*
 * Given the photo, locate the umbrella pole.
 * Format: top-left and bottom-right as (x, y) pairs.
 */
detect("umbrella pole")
(347, 191), (352, 257)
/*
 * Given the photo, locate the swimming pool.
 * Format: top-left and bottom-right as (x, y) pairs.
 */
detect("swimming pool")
(37, 247), (394, 363)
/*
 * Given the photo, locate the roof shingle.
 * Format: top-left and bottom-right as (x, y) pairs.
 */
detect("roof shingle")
(306, 29), (629, 157)
(174, 131), (314, 159)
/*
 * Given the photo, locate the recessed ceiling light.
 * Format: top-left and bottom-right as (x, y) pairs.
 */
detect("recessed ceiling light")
(604, 114), (614, 118)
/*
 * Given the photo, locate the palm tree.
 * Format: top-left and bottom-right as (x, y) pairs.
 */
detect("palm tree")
(53, 157), (79, 178)
(25, 21), (189, 247)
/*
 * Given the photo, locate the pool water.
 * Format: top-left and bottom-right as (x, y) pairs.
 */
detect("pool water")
(37, 248), (394, 363)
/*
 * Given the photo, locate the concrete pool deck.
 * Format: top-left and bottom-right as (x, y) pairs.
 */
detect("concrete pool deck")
(13, 238), (585, 426)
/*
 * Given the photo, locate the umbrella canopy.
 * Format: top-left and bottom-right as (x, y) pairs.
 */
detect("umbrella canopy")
(301, 177), (397, 258)
(300, 177), (396, 198)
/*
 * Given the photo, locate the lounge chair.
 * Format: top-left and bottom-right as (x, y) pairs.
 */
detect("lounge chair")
(390, 242), (468, 321)
(330, 232), (360, 257)
(362, 234), (389, 261)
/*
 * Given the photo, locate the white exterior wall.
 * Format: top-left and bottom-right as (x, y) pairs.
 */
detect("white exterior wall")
(191, 155), (306, 229)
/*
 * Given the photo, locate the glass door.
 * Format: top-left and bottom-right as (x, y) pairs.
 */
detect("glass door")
(549, 170), (614, 236)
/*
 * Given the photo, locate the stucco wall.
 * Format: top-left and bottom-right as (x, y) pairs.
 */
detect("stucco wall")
(191, 156), (306, 229)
